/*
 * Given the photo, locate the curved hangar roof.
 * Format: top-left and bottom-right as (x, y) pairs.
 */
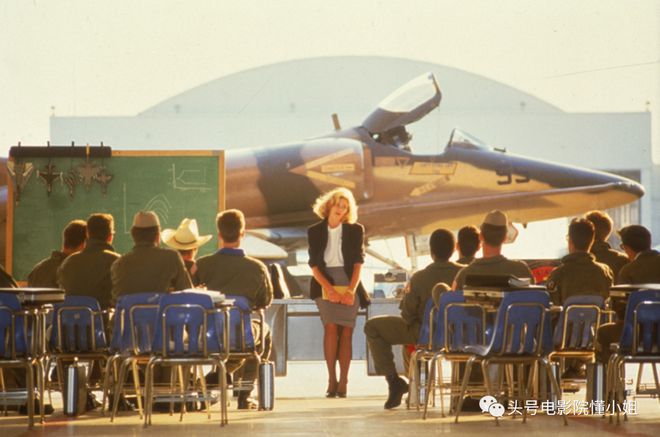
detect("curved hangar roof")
(142, 56), (561, 119)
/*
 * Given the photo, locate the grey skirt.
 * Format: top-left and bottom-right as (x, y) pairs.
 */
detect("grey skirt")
(315, 266), (360, 327)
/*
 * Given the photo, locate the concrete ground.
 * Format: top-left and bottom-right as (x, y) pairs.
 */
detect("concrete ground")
(1, 361), (658, 436)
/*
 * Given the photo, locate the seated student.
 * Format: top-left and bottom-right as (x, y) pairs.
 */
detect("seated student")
(456, 225), (480, 265)
(364, 228), (463, 409)
(111, 211), (191, 303)
(546, 218), (613, 379)
(546, 218), (613, 305)
(616, 225), (660, 284)
(161, 218), (212, 277)
(28, 220), (86, 287)
(597, 225), (660, 365)
(585, 210), (629, 279)
(452, 210), (533, 290)
(193, 209), (273, 410)
(58, 213), (120, 309)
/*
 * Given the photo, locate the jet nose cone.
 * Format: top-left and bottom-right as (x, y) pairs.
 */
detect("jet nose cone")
(617, 178), (645, 198)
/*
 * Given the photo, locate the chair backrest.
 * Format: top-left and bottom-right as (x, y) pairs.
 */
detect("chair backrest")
(0, 293), (27, 358)
(444, 293), (487, 352)
(50, 295), (106, 352)
(269, 263), (291, 299)
(225, 294), (255, 352)
(618, 289), (660, 355)
(553, 295), (603, 351)
(417, 298), (435, 348)
(488, 290), (550, 356)
(111, 292), (161, 355)
(633, 301), (660, 355)
(152, 292), (220, 356)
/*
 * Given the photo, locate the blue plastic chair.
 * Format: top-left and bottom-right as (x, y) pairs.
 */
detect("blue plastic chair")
(548, 295), (604, 395)
(106, 292), (161, 421)
(454, 290), (567, 426)
(225, 295), (256, 352)
(143, 292), (228, 426)
(49, 295), (109, 411)
(0, 292), (42, 428)
(608, 289), (660, 423)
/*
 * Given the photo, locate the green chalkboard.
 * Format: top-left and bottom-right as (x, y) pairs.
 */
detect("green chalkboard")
(9, 151), (224, 280)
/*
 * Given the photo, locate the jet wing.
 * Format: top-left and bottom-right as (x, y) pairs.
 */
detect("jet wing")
(359, 181), (643, 236)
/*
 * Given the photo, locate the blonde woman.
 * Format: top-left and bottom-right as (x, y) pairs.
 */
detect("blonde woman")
(307, 187), (370, 398)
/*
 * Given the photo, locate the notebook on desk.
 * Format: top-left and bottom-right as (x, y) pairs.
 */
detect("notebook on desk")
(179, 288), (226, 303)
(464, 274), (531, 289)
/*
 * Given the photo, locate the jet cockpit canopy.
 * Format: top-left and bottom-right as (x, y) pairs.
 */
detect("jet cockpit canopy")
(363, 72), (442, 151)
(446, 128), (489, 150)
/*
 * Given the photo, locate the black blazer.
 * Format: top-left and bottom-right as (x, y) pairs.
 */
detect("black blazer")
(307, 220), (370, 308)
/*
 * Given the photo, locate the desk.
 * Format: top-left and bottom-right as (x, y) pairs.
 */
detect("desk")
(0, 287), (65, 306)
(609, 283), (660, 299)
(265, 298), (401, 376)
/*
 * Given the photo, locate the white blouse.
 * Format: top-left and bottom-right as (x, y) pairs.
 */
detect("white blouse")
(324, 224), (344, 267)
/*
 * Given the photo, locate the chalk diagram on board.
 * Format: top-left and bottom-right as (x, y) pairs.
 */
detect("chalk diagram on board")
(122, 183), (172, 234)
(170, 164), (210, 192)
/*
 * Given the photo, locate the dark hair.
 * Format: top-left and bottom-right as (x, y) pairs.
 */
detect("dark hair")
(63, 220), (87, 249)
(87, 213), (114, 241)
(585, 210), (613, 242)
(216, 209), (245, 243)
(457, 225), (480, 257)
(619, 225), (651, 253)
(130, 226), (159, 245)
(480, 223), (507, 246)
(569, 218), (595, 251)
(178, 248), (194, 258)
(429, 228), (455, 261)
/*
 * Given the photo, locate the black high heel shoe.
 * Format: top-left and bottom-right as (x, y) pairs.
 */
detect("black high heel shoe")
(326, 380), (338, 398)
(337, 380), (347, 398)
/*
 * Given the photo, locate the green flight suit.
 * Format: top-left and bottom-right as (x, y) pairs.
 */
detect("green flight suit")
(110, 243), (192, 304)
(590, 241), (629, 281)
(598, 250), (660, 364)
(453, 254), (534, 290)
(194, 248), (273, 385)
(27, 251), (67, 287)
(546, 252), (613, 304)
(617, 250), (660, 284)
(57, 239), (121, 309)
(364, 260), (463, 376)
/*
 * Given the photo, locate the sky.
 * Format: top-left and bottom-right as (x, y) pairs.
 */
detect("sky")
(0, 0), (658, 267)
(1, 0), (658, 156)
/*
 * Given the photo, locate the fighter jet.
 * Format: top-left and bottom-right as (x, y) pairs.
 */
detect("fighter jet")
(225, 73), (644, 250)
(1, 73), (644, 270)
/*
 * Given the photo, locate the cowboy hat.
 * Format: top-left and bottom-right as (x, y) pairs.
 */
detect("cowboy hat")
(161, 218), (212, 250)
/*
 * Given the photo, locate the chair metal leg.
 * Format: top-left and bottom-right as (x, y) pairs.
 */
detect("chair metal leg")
(438, 357), (445, 418)
(26, 362), (34, 429)
(652, 364), (660, 407)
(407, 350), (417, 410)
(197, 365), (211, 419)
(0, 368), (6, 416)
(454, 357), (475, 423)
(423, 356), (436, 420)
(38, 359), (45, 424)
(111, 359), (129, 422)
(218, 360), (228, 426)
(100, 355), (117, 415)
(542, 358), (567, 426)
(131, 360), (143, 419)
(143, 360), (153, 428)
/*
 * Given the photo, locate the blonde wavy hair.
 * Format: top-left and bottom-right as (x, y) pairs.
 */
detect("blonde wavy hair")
(312, 187), (358, 224)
